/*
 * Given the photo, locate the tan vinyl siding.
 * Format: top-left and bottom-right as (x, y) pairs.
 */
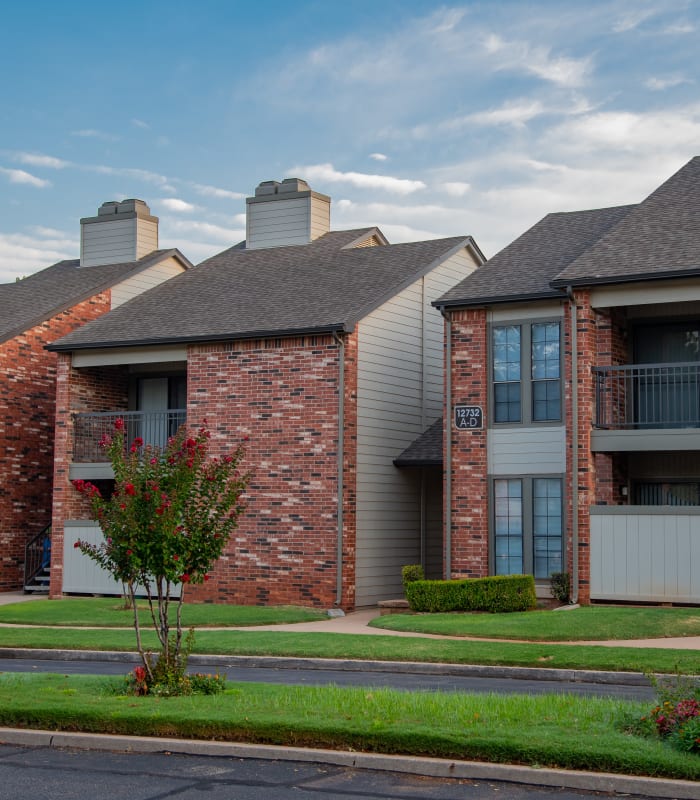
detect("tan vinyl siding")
(80, 217), (158, 267)
(110, 255), (186, 309)
(247, 197), (311, 249)
(487, 426), (566, 474)
(309, 194), (331, 241)
(354, 246), (478, 606)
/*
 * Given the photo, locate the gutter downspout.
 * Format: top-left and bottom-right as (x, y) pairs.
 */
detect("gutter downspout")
(332, 331), (345, 607)
(441, 308), (452, 580)
(566, 287), (579, 604)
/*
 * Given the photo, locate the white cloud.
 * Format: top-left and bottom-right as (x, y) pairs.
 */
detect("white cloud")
(442, 182), (471, 197)
(15, 152), (70, 169)
(0, 231), (76, 282)
(166, 219), (243, 243)
(190, 183), (245, 200)
(644, 74), (691, 91)
(369, 153), (388, 161)
(612, 8), (656, 33)
(290, 163), (425, 194)
(89, 164), (175, 191)
(0, 167), (51, 188)
(466, 99), (545, 128)
(482, 33), (593, 88)
(158, 198), (198, 213)
(71, 129), (119, 142)
(664, 22), (695, 34)
(545, 107), (700, 155)
(131, 119), (150, 129)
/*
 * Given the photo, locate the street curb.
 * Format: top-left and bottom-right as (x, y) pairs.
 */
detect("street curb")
(0, 727), (697, 799)
(0, 647), (654, 685)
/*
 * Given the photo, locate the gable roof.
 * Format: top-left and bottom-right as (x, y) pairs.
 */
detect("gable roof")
(0, 249), (192, 345)
(393, 418), (443, 467)
(436, 206), (633, 308)
(553, 156), (700, 286)
(49, 229), (483, 351)
(435, 156), (700, 309)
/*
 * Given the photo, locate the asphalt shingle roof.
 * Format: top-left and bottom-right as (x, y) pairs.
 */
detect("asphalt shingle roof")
(436, 206), (634, 308)
(437, 157), (700, 308)
(553, 156), (700, 286)
(0, 250), (188, 345)
(50, 229), (478, 350)
(393, 418), (443, 467)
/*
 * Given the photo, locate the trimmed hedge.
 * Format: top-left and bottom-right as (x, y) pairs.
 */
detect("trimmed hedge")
(405, 574), (537, 613)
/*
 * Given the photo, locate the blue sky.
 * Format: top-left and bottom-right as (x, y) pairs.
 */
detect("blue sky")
(1, 0), (699, 282)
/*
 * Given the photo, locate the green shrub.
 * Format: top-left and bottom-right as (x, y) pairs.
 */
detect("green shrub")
(405, 574), (536, 613)
(401, 564), (425, 588)
(549, 571), (571, 603)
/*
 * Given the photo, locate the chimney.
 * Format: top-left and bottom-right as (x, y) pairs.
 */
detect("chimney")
(80, 198), (158, 267)
(245, 178), (330, 250)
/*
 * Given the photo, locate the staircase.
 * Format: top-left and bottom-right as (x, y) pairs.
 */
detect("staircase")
(24, 525), (51, 594)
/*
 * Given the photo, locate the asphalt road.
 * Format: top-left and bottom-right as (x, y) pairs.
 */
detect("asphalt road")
(0, 744), (660, 800)
(0, 655), (656, 700)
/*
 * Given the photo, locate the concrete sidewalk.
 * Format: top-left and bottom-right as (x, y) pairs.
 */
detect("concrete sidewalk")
(1, 591), (699, 649)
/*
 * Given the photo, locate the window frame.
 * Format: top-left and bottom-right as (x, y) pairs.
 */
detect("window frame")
(489, 474), (565, 579)
(489, 318), (563, 427)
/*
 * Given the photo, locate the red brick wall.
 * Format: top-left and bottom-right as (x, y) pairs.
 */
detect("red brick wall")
(447, 308), (489, 578)
(50, 357), (129, 597)
(180, 333), (357, 608)
(571, 290), (599, 604)
(0, 293), (111, 590)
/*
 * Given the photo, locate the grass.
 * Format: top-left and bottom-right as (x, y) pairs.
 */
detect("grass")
(0, 599), (325, 628)
(370, 606), (700, 641)
(0, 626), (699, 674)
(0, 672), (697, 780)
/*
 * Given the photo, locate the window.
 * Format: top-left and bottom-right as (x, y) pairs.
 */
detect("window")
(493, 477), (563, 579)
(492, 321), (561, 424)
(493, 326), (521, 422)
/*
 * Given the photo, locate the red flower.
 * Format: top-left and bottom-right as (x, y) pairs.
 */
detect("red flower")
(119, 503), (127, 510)
(126, 549), (133, 556)
(132, 437), (143, 448)
(124, 483), (136, 496)
(173, 554), (179, 561)
(180, 573), (191, 583)
(203, 574), (210, 582)
(73, 541), (80, 549)
(114, 418), (124, 431)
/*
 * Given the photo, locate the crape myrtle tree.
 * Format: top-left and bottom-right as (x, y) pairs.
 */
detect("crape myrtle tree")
(73, 419), (248, 686)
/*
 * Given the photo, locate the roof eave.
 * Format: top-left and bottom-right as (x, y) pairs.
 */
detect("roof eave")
(434, 289), (566, 311)
(47, 323), (351, 353)
(550, 266), (700, 290)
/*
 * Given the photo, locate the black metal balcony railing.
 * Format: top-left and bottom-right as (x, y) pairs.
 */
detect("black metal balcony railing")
(73, 409), (187, 462)
(593, 362), (700, 429)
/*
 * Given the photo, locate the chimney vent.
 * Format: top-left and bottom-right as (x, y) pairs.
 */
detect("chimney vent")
(246, 179), (330, 250)
(80, 198), (158, 267)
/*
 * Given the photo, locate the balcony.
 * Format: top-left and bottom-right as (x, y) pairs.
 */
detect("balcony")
(73, 409), (187, 463)
(592, 362), (700, 451)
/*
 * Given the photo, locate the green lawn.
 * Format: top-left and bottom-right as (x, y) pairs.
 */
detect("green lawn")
(371, 606), (700, 641)
(0, 599), (325, 628)
(0, 626), (698, 674)
(0, 673), (696, 781)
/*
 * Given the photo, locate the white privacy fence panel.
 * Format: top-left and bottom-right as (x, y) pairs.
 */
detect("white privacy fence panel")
(590, 507), (700, 603)
(63, 521), (180, 597)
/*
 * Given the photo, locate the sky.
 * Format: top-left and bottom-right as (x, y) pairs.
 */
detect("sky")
(0, 0), (699, 282)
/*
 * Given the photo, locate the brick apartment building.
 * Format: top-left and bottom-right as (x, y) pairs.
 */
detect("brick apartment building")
(48, 178), (485, 608)
(431, 157), (700, 605)
(0, 199), (191, 591)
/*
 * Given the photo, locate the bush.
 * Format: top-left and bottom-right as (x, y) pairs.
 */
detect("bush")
(549, 572), (570, 603)
(401, 564), (425, 588)
(637, 671), (700, 755)
(405, 574), (536, 613)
